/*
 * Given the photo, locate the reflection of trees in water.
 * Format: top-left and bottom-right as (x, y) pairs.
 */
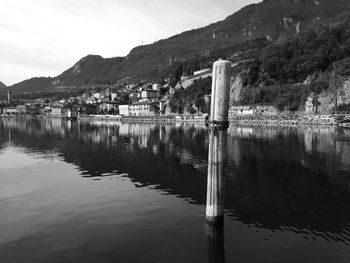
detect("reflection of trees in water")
(225, 126), (350, 235)
(227, 126), (350, 177)
(0, 119), (209, 205)
(2, 119), (350, 235)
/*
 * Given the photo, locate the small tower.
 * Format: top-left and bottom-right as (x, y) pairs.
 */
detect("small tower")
(7, 90), (11, 104)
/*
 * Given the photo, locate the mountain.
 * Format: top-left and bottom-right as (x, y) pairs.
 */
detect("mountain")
(0, 81), (6, 90)
(8, 0), (350, 97)
(169, 11), (350, 114)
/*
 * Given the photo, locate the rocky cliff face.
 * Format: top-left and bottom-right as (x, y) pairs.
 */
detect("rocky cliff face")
(230, 74), (243, 106)
(306, 78), (350, 113)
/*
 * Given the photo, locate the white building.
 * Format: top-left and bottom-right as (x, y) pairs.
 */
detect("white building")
(159, 101), (166, 114)
(93, 93), (101, 99)
(2, 107), (17, 115)
(119, 105), (130, 116)
(52, 107), (65, 117)
(152, 84), (161, 91)
(111, 93), (118, 101)
(130, 102), (156, 116)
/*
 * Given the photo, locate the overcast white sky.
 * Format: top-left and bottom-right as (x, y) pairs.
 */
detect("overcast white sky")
(0, 0), (261, 85)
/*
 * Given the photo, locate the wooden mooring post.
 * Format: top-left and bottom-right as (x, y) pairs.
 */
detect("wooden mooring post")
(206, 59), (231, 224)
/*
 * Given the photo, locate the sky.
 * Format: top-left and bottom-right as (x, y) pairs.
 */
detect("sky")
(0, 0), (261, 86)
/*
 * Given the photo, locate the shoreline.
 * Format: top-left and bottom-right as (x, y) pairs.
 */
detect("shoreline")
(1, 114), (350, 127)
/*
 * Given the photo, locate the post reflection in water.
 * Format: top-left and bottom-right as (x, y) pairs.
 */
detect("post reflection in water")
(206, 220), (225, 263)
(206, 129), (227, 223)
(206, 128), (228, 263)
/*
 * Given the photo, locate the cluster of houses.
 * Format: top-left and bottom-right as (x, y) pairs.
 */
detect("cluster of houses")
(0, 82), (169, 118)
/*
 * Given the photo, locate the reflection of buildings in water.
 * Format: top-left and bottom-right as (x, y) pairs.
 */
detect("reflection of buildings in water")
(163, 125), (176, 142)
(228, 126), (280, 140)
(89, 120), (122, 127)
(3, 119), (350, 176)
(138, 136), (148, 149)
(166, 124), (209, 171)
(91, 132), (101, 144)
(1, 118), (27, 132)
(129, 123), (156, 138)
(226, 125), (350, 178)
(175, 123), (182, 129)
(303, 128), (313, 153)
(229, 127), (253, 138)
(118, 123), (130, 137)
(342, 129), (350, 136)
(111, 135), (118, 145)
(159, 125), (165, 141)
(301, 126), (337, 155)
(50, 118), (64, 135)
(336, 141), (350, 169)
(44, 119), (51, 132)
(227, 139), (241, 168)
(66, 120), (72, 130)
(76, 123), (121, 150)
(254, 127), (280, 139)
(152, 144), (158, 155)
(300, 126), (350, 175)
(118, 123), (156, 149)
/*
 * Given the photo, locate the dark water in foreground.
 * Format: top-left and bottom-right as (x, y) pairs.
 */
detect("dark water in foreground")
(1, 118), (350, 263)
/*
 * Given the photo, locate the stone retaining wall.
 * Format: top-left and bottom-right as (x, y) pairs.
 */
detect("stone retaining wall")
(229, 114), (350, 126)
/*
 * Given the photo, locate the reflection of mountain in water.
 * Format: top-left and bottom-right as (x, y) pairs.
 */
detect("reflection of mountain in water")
(1, 118), (350, 238)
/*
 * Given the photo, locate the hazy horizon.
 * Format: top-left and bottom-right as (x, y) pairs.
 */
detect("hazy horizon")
(0, 0), (262, 86)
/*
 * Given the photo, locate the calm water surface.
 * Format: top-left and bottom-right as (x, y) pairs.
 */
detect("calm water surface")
(1, 118), (350, 263)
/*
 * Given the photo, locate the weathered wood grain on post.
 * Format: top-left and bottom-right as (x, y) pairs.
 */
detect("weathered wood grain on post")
(209, 59), (231, 128)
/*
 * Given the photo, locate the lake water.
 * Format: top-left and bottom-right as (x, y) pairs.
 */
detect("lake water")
(1, 118), (350, 263)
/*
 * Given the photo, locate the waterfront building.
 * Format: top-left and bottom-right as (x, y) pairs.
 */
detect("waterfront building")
(130, 102), (157, 116)
(52, 107), (65, 117)
(78, 105), (98, 115)
(119, 105), (130, 116)
(3, 107), (17, 115)
(99, 101), (118, 114)
(16, 105), (39, 115)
